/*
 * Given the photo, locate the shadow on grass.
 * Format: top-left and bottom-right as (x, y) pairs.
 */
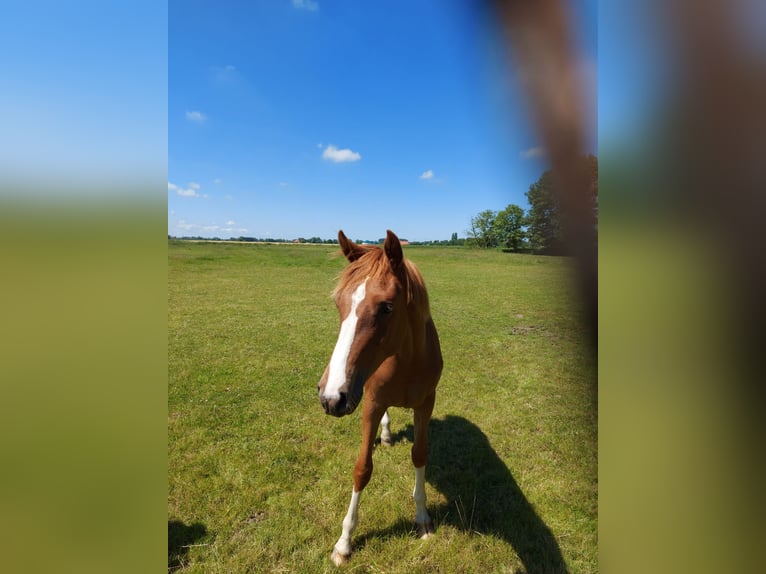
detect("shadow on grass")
(363, 415), (569, 573)
(168, 519), (208, 572)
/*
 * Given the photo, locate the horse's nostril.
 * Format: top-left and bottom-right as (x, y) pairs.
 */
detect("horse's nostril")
(320, 392), (349, 416)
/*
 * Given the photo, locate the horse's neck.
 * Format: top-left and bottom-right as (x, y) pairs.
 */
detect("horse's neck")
(402, 265), (429, 317)
(399, 263), (432, 356)
(401, 305), (428, 357)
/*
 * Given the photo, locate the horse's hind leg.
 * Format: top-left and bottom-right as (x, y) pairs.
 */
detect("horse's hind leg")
(380, 409), (392, 446)
(412, 392), (436, 538)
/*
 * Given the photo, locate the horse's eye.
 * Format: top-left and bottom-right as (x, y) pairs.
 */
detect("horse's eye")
(380, 302), (394, 315)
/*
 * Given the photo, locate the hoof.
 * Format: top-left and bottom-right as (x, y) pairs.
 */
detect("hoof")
(417, 520), (435, 539)
(380, 437), (392, 447)
(331, 548), (350, 566)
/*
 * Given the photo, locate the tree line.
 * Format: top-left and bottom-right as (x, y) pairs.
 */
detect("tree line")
(467, 154), (597, 254)
(169, 155), (596, 250)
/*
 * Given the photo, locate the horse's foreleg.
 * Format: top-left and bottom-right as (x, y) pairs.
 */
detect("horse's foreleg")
(380, 409), (391, 446)
(331, 400), (386, 566)
(412, 393), (435, 539)
(331, 489), (360, 566)
(413, 466), (431, 538)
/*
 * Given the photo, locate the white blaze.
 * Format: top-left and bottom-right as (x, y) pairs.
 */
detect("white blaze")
(323, 279), (367, 400)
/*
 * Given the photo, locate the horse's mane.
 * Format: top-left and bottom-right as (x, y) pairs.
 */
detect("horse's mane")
(333, 247), (430, 319)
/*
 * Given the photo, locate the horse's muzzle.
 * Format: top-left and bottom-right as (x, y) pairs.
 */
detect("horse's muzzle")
(319, 371), (365, 417)
(320, 392), (351, 417)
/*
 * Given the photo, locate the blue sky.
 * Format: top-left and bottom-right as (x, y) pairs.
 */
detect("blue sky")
(169, 0), (597, 242)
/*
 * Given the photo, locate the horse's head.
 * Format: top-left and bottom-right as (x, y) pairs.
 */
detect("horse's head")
(318, 229), (407, 417)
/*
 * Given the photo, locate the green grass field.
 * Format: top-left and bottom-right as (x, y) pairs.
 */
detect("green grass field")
(168, 240), (596, 573)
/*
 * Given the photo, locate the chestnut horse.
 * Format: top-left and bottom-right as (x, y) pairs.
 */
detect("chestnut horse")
(317, 229), (443, 565)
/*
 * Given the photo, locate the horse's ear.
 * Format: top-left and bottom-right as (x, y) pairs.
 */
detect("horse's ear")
(384, 229), (403, 270)
(338, 230), (366, 263)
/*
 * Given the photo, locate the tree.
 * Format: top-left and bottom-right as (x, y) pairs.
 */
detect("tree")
(493, 204), (526, 252)
(468, 210), (497, 248)
(526, 154), (598, 254)
(525, 169), (560, 253)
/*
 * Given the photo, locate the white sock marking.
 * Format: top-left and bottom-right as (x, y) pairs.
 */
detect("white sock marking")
(414, 466), (430, 526)
(323, 279), (367, 400)
(334, 489), (361, 557)
(381, 410), (391, 443)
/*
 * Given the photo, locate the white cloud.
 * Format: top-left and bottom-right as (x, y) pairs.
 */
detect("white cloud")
(419, 169), (435, 180)
(168, 181), (207, 198)
(186, 110), (206, 122)
(226, 220), (236, 226)
(520, 146), (546, 159)
(293, 0), (319, 11)
(322, 144), (361, 163)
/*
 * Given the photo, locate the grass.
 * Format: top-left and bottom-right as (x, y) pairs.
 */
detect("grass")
(168, 240), (596, 573)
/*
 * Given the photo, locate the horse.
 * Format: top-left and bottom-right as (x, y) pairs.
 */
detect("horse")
(317, 229), (443, 565)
